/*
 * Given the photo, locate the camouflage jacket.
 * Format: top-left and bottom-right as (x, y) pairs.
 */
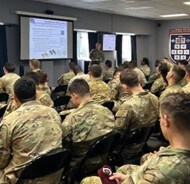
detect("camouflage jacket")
(133, 68), (147, 87)
(57, 71), (75, 85)
(182, 82), (190, 94)
(0, 100), (63, 183)
(89, 49), (105, 62)
(139, 65), (150, 77)
(150, 77), (167, 94)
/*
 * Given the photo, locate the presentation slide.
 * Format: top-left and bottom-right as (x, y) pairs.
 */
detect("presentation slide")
(20, 16), (73, 60)
(103, 34), (116, 51)
(29, 18), (67, 59)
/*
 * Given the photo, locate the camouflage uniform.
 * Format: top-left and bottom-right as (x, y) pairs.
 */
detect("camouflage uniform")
(102, 68), (114, 81)
(88, 78), (111, 104)
(57, 71), (75, 85)
(182, 82), (190, 94)
(159, 84), (183, 102)
(108, 78), (131, 101)
(81, 146), (190, 184)
(179, 78), (188, 88)
(39, 83), (51, 96)
(0, 100), (63, 184)
(133, 68), (147, 87)
(115, 91), (158, 136)
(0, 78), (4, 93)
(89, 49), (105, 62)
(62, 99), (115, 172)
(2, 73), (20, 99)
(4, 89), (54, 117)
(139, 65), (150, 77)
(68, 72), (90, 87)
(148, 73), (159, 83)
(36, 88), (54, 107)
(150, 77), (167, 94)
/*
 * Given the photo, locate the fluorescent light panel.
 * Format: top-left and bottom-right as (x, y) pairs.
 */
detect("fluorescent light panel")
(183, 1), (190, 5)
(160, 13), (188, 18)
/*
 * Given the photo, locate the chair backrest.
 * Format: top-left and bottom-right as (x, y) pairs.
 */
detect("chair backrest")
(16, 148), (72, 183)
(102, 101), (114, 111)
(54, 95), (71, 108)
(0, 105), (7, 118)
(0, 92), (9, 103)
(76, 132), (120, 179)
(51, 85), (68, 101)
(118, 125), (154, 155)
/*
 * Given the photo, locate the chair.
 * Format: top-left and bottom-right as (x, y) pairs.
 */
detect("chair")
(111, 125), (154, 166)
(54, 95), (71, 113)
(102, 101), (114, 112)
(0, 92), (9, 103)
(16, 148), (72, 184)
(70, 132), (120, 182)
(0, 105), (7, 119)
(51, 85), (68, 101)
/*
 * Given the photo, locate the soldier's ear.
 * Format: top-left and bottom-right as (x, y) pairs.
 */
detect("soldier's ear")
(163, 114), (170, 127)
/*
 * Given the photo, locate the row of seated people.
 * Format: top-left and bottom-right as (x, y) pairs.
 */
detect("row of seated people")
(0, 73), (189, 184)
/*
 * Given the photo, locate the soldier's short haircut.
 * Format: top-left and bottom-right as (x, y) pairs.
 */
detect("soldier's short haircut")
(14, 76), (36, 103)
(120, 69), (139, 87)
(89, 64), (102, 78)
(73, 65), (83, 75)
(171, 65), (186, 83)
(184, 64), (190, 75)
(158, 63), (169, 83)
(68, 78), (89, 97)
(29, 59), (40, 69)
(4, 63), (15, 73)
(105, 60), (112, 68)
(25, 72), (40, 86)
(68, 62), (76, 71)
(36, 70), (48, 84)
(178, 59), (188, 66)
(160, 93), (190, 131)
(142, 57), (149, 66)
(129, 60), (137, 69)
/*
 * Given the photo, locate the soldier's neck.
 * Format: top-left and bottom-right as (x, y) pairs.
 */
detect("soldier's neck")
(131, 86), (145, 95)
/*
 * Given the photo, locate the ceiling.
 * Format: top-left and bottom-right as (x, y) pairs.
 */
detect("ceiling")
(29, 0), (190, 20)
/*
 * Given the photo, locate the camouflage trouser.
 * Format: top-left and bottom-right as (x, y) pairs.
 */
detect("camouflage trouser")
(80, 164), (140, 184)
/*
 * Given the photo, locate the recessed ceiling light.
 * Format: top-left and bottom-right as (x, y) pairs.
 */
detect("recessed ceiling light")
(125, 6), (152, 10)
(160, 13), (188, 18)
(183, 1), (190, 5)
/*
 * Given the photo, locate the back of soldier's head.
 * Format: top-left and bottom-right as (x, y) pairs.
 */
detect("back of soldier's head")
(14, 76), (36, 103)
(178, 59), (188, 66)
(4, 63), (15, 73)
(129, 60), (137, 69)
(171, 65), (186, 83)
(122, 61), (130, 69)
(105, 60), (112, 68)
(73, 65), (83, 75)
(158, 63), (169, 82)
(142, 57), (149, 66)
(30, 59), (40, 69)
(89, 64), (102, 78)
(68, 79), (90, 97)
(120, 69), (139, 87)
(68, 62), (76, 71)
(36, 70), (48, 84)
(25, 72), (40, 86)
(155, 59), (160, 67)
(160, 93), (190, 132)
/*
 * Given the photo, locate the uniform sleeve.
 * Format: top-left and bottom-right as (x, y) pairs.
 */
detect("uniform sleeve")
(115, 105), (133, 134)
(0, 123), (11, 169)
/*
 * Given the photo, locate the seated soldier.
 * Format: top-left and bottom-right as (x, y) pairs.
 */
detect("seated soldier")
(88, 64), (111, 104)
(115, 69), (158, 135)
(62, 79), (115, 172)
(2, 63), (20, 100)
(81, 93), (190, 184)
(159, 65), (185, 102)
(178, 59), (188, 87)
(57, 62), (76, 85)
(129, 60), (147, 87)
(36, 70), (51, 96)
(4, 72), (53, 117)
(102, 60), (114, 82)
(0, 77), (63, 184)
(29, 59), (41, 72)
(139, 57), (150, 79)
(150, 63), (168, 95)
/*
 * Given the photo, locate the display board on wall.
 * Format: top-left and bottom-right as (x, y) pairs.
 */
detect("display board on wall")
(169, 28), (190, 64)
